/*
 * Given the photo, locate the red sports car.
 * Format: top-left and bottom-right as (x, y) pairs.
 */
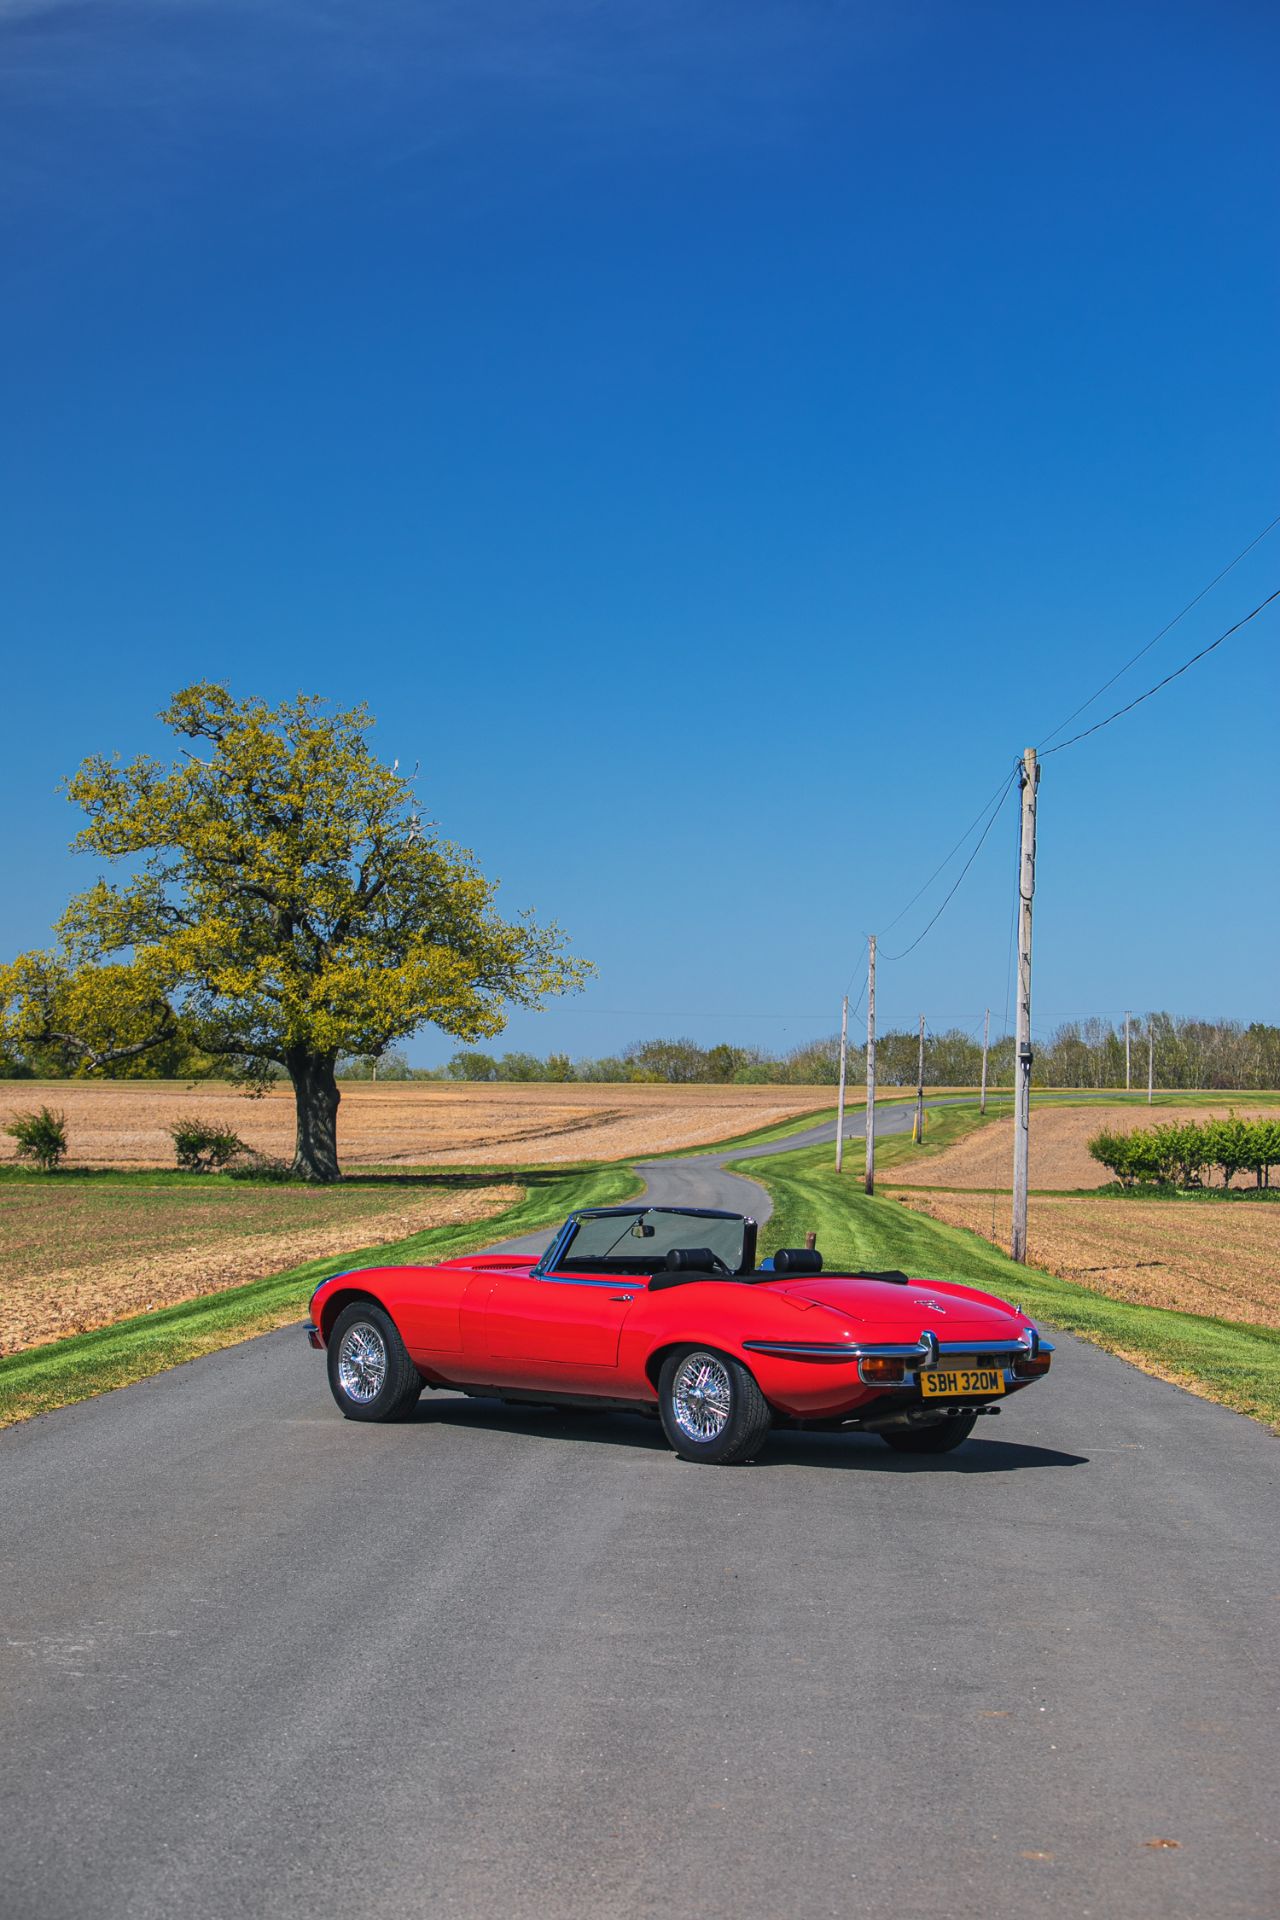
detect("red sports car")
(307, 1204), (1053, 1463)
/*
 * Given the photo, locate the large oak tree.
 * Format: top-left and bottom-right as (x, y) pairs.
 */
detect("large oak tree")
(0, 685), (590, 1178)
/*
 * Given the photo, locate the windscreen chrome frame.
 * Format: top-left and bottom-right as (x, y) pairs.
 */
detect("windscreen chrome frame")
(533, 1206), (757, 1278)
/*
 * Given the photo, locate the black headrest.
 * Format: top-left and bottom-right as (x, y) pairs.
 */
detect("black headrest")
(664, 1247), (719, 1272)
(770, 1248), (823, 1274)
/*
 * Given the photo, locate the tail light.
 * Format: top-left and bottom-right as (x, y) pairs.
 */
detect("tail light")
(1014, 1353), (1052, 1380)
(860, 1356), (907, 1384)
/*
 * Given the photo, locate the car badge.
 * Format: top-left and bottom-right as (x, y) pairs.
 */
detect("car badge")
(921, 1299), (947, 1314)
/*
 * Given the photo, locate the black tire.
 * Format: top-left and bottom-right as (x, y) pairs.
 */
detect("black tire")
(327, 1301), (423, 1423)
(880, 1412), (978, 1455)
(658, 1347), (772, 1464)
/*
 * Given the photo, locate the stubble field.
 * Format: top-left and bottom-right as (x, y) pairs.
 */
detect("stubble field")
(883, 1099), (1280, 1332)
(896, 1189), (1280, 1329)
(0, 1080), (838, 1169)
(884, 1101), (1279, 1191)
(0, 1176), (522, 1355)
(0, 1080), (836, 1360)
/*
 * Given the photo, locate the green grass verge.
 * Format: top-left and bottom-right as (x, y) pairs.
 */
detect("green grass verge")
(732, 1142), (1280, 1432)
(870, 1096), (1009, 1171)
(641, 1091), (972, 1163)
(1042, 1089), (1280, 1108)
(638, 1105), (838, 1158)
(0, 1162), (642, 1428)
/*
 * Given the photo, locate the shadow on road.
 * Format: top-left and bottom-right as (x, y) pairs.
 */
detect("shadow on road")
(762, 1432), (1088, 1473)
(412, 1397), (1087, 1473)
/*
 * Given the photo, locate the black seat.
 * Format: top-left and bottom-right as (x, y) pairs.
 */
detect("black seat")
(769, 1248), (823, 1274)
(663, 1247), (720, 1272)
(649, 1247), (729, 1293)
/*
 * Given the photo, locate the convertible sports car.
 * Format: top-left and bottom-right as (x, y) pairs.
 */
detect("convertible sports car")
(307, 1204), (1054, 1463)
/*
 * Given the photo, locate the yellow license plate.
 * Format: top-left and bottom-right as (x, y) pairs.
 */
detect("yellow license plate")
(920, 1366), (1005, 1399)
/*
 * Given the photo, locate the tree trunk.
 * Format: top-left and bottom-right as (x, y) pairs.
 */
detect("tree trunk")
(287, 1050), (342, 1181)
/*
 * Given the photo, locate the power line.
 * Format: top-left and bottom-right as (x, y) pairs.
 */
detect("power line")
(848, 514), (1280, 1002)
(876, 764), (1019, 938)
(1042, 585), (1280, 757)
(881, 766), (1020, 961)
(846, 755), (1019, 986)
(1037, 509), (1280, 751)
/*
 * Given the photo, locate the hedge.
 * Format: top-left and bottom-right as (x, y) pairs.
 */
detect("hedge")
(1087, 1115), (1280, 1189)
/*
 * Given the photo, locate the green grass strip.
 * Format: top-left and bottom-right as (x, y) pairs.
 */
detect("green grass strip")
(641, 1092), (973, 1162)
(0, 1163), (641, 1427)
(733, 1142), (1280, 1431)
(638, 1105), (838, 1158)
(868, 1097), (1007, 1170)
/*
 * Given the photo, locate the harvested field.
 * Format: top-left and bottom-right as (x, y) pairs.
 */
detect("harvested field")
(0, 1081), (839, 1170)
(0, 1176), (520, 1355)
(897, 1190), (1280, 1328)
(887, 1102), (1279, 1192)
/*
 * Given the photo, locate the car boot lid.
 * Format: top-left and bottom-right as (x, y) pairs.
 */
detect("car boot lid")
(771, 1273), (1026, 1339)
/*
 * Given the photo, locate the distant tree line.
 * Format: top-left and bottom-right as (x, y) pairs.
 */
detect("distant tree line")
(11, 1012), (1275, 1089)
(305, 1015), (1280, 1090)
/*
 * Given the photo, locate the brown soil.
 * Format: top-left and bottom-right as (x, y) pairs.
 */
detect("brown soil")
(886, 1103), (1279, 1192)
(0, 1179), (520, 1355)
(0, 1080), (842, 1170)
(896, 1191), (1280, 1328)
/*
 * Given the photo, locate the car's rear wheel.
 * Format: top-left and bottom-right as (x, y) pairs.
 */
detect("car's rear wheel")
(658, 1348), (772, 1464)
(880, 1412), (978, 1454)
(327, 1301), (422, 1423)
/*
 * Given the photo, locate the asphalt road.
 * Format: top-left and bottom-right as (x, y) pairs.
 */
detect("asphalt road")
(2, 1113), (1277, 1920)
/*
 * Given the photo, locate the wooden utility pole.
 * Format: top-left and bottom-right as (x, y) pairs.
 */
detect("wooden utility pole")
(864, 937), (877, 1194)
(834, 994), (849, 1172)
(980, 1007), (991, 1114)
(1125, 1011), (1131, 1092)
(914, 1013), (926, 1144)
(1148, 1022), (1155, 1105)
(1011, 747), (1039, 1263)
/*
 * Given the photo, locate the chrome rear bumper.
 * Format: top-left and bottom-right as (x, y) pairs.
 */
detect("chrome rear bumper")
(742, 1328), (1054, 1387)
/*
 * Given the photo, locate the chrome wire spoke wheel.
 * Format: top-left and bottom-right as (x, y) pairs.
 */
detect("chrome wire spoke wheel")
(671, 1351), (733, 1442)
(337, 1322), (389, 1403)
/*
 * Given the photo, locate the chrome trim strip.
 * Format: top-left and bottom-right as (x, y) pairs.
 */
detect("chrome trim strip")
(743, 1340), (929, 1363)
(531, 1218), (577, 1279)
(935, 1337), (1034, 1356)
(538, 1275), (643, 1291)
(742, 1341), (873, 1362)
(742, 1332), (1039, 1368)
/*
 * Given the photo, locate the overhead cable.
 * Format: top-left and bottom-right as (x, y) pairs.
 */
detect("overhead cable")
(1041, 585), (1280, 757)
(1037, 509), (1280, 751)
(881, 766), (1020, 961)
(877, 764), (1023, 938)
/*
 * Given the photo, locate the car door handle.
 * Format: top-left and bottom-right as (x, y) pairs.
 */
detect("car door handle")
(610, 1295), (632, 1303)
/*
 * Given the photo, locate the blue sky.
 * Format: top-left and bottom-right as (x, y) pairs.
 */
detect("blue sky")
(2, 0), (1277, 1064)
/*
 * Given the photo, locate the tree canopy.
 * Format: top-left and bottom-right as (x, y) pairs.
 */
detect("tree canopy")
(0, 684), (590, 1176)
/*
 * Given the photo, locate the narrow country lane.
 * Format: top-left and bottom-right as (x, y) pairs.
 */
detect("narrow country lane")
(2, 1108), (1276, 1920)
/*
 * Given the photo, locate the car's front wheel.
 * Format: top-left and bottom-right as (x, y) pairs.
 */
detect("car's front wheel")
(658, 1348), (772, 1464)
(327, 1301), (423, 1422)
(880, 1412), (978, 1454)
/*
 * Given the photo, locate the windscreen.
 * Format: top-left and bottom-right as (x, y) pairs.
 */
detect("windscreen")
(555, 1209), (747, 1275)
